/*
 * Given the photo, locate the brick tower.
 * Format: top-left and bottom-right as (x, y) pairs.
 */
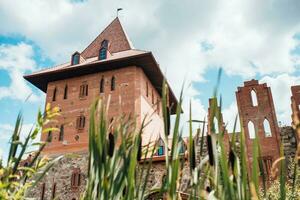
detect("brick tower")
(24, 17), (178, 155)
(24, 17), (179, 200)
(236, 79), (280, 175)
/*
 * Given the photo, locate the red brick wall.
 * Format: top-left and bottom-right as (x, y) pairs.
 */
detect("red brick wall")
(236, 79), (280, 167)
(42, 66), (163, 155)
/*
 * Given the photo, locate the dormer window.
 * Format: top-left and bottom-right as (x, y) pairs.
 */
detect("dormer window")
(71, 52), (80, 65)
(99, 40), (109, 60)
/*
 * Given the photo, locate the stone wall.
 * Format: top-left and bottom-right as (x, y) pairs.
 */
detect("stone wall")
(27, 153), (89, 200)
(280, 126), (297, 159)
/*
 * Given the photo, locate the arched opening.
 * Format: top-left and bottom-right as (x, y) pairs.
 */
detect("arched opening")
(108, 133), (115, 157)
(63, 85), (68, 99)
(248, 121), (256, 139)
(52, 87), (57, 101)
(100, 77), (104, 93)
(251, 89), (258, 106)
(213, 117), (219, 134)
(263, 118), (272, 137)
(111, 76), (115, 91)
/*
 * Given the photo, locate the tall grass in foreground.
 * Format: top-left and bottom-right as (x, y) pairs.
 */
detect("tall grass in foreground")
(0, 73), (299, 199)
(82, 75), (299, 200)
(0, 104), (62, 200)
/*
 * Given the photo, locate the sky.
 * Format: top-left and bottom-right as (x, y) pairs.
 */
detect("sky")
(0, 0), (300, 160)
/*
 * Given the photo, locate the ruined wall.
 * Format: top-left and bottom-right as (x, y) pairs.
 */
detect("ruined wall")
(236, 79), (281, 169)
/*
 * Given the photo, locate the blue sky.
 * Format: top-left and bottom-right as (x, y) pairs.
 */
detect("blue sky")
(0, 0), (300, 159)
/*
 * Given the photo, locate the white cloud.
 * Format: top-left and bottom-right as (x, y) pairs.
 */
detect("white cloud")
(0, 43), (40, 102)
(0, 0), (299, 132)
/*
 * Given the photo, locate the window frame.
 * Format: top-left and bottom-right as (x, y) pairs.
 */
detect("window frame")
(71, 53), (80, 65)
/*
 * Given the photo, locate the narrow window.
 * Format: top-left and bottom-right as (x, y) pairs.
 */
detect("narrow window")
(166, 107), (170, 135)
(41, 183), (45, 200)
(179, 143), (185, 154)
(213, 117), (219, 134)
(262, 156), (273, 175)
(71, 169), (81, 188)
(52, 87), (57, 101)
(72, 53), (80, 65)
(100, 77), (104, 93)
(111, 76), (115, 91)
(47, 131), (52, 142)
(76, 115), (85, 130)
(146, 82), (149, 97)
(59, 125), (64, 141)
(248, 121), (256, 139)
(157, 146), (164, 156)
(64, 85), (68, 99)
(99, 48), (107, 60)
(52, 183), (56, 199)
(263, 118), (272, 137)
(251, 89), (258, 106)
(108, 133), (115, 157)
(79, 83), (88, 97)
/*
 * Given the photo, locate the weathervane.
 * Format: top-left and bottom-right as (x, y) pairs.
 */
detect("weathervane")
(117, 8), (123, 17)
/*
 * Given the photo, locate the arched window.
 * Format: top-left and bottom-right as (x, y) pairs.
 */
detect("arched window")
(71, 53), (80, 65)
(157, 145), (164, 156)
(179, 143), (185, 154)
(263, 118), (272, 137)
(99, 47), (107, 60)
(47, 131), (52, 142)
(251, 89), (258, 106)
(248, 121), (256, 139)
(64, 85), (68, 99)
(108, 133), (115, 157)
(52, 87), (57, 101)
(111, 76), (115, 91)
(213, 117), (219, 134)
(157, 139), (164, 156)
(59, 125), (64, 141)
(100, 77), (104, 93)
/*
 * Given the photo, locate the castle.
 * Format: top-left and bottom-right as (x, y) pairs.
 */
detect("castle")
(24, 17), (299, 199)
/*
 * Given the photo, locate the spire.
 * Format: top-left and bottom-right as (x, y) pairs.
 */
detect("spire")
(81, 17), (132, 59)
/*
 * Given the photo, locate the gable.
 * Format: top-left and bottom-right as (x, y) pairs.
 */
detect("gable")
(81, 17), (132, 59)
